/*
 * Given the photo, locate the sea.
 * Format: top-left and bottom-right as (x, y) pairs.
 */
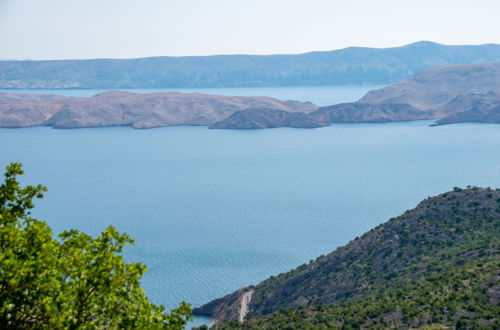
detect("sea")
(1, 86), (500, 327)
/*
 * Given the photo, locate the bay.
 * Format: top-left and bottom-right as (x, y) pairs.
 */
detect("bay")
(1, 86), (500, 327)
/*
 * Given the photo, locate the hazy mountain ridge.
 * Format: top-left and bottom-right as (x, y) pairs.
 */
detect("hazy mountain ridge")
(1, 41), (500, 89)
(194, 187), (500, 328)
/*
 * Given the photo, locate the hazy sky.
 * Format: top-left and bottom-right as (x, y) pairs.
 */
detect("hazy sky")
(0, 0), (499, 60)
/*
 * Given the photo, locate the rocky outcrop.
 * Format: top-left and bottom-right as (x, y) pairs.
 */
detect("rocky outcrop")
(193, 287), (253, 324)
(0, 91), (318, 129)
(309, 102), (429, 123)
(210, 108), (329, 129)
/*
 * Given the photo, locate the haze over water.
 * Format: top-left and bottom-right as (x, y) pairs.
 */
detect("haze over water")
(2, 86), (500, 326)
(0, 85), (382, 107)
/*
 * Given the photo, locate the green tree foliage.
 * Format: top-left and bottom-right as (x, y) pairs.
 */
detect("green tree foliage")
(0, 163), (192, 329)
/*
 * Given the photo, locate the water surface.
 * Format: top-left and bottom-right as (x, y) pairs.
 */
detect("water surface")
(1, 85), (500, 328)
(0, 85), (382, 107)
(2, 121), (500, 316)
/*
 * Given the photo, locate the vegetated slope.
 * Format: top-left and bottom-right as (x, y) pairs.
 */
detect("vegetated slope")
(210, 108), (329, 129)
(0, 91), (317, 128)
(219, 258), (498, 329)
(1, 41), (500, 88)
(194, 187), (500, 329)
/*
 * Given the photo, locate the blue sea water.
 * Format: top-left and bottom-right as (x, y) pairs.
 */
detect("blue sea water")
(1, 87), (500, 327)
(0, 85), (382, 107)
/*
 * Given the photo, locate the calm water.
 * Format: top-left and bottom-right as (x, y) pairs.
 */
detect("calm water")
(0, 85), (382, 107)
(1, 87), (500, 328)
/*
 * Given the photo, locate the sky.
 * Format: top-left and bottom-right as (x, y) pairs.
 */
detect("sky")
(0, 0), (499, 60)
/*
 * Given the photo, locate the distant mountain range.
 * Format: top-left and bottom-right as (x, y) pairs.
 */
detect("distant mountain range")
(1, 62), (499, 128)
(194, 187), (500, 328)
(1, 41), (500, 89)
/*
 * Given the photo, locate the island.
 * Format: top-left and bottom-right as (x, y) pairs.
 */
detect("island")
(1, 62), (500, 129)
(308, 62), (500, 124)
(0, 91), (317, 129)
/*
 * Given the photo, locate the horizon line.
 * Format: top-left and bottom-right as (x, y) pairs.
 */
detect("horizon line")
(2, 40), (500, 63)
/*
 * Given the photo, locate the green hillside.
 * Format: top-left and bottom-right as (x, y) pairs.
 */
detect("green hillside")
(196, 187), (500, 329)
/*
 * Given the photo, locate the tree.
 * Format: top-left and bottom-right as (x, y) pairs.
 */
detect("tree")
(0, 163), (192, 329)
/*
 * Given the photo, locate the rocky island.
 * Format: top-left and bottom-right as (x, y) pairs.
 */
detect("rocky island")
(1, 62), (500, 129)
(359, 62), (500, 110)
(308, 62), (500, 124)
(0, 91), (317, 129)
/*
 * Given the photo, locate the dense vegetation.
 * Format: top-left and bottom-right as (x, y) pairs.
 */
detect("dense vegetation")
(219, 248), (498, 329)
(0, 163), (192, 329)
(197, 187), (499, 329)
